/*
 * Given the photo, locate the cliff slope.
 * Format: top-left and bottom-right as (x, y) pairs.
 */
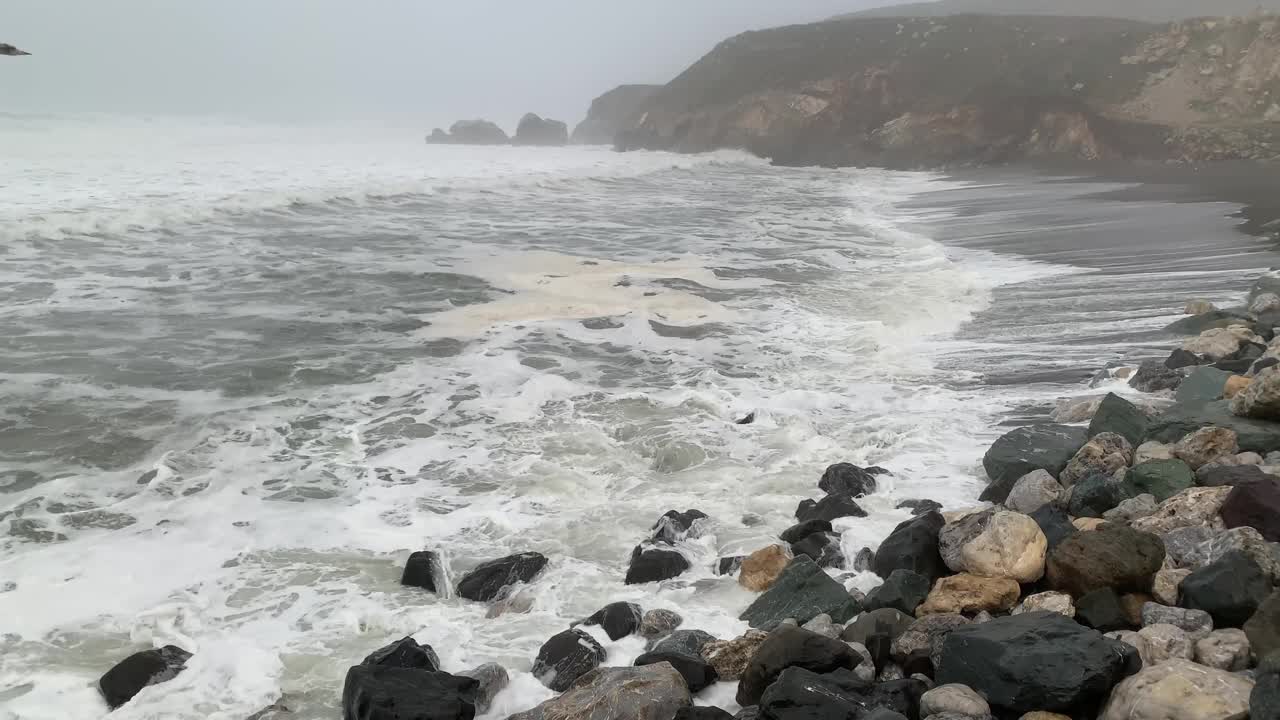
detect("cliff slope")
(617, 15), (1280, 167)
(571, 84), (661, 145)
(842, 0), (1280, 23)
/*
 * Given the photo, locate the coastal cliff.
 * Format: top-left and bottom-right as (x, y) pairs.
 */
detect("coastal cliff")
(615, 15), (1280, 168)
(571, 84), (660, 145)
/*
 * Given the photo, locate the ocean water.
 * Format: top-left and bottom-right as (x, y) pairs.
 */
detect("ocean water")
(0, 116), (1274, 719)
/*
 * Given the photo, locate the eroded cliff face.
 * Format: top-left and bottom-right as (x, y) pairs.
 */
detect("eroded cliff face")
(571, 85), (660, 145)
(616, 15), (1280, 167)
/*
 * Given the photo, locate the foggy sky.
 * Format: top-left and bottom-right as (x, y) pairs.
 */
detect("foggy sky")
(3, 0), (879, 129)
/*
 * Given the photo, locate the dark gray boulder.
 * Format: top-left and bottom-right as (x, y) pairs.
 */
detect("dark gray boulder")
(580, 601), (643, 641)
(456, 552), (547, 601)
(1165, 348), (1206, 369)
(759, 667), (925, 720)
(342, 667), (477, 720)
(650, 509), (709, 543)
(361, 637), (440, 672)
(1246, 591), (1280, 659)
(896, 499), (943, 516)
(1175, 366), (1234, 405)
(1221, 477), (1280, 541)
(844, 607), (916, 646)
(790, 531), (844, 568)
(795, 493), (867, 523)
(740, 556), (861, 629)
(1197, 463), (1276, 488)
(634, 645), (717, 692)
(1030, 504), (1078, 549)
(1124, 460), (1195, 502)
(1046, 526), (1165, 597)
(98, 645), (192, 710)
(935, 612), (1129, 713)
(649, 629), (717, 656)
(1074, 588), (1130, 632)
(401, 551), (445, 593)
(780, 519), (833, 544)
(513, 113), (569, 146)
(1180, 550), (1270, 628)
(864, 569), (931, 616)
(1089, 393), (1149, 447)
(872, 511), (947, 585)
(982, 425), (1088, 500)
(1146, 400), (1280, 454)
(457, 663), (508, 715)
(736, 624), (862, 706)
(1164, 310), (1254, 335)
(1129, 361), (1184, 393)
(626, 545), (691, 585)
(716, 556), (745, 576)
(1068, 474), (1134, 519)
(819, 463), (878, 497)
(531, 629), (607, 692)
(1253, 670), (1280, 720)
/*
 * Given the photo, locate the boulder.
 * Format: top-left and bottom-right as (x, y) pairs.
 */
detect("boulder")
(98, 645), (192, 710)
(801, 613), (842, 639)
(780, 519), (833, 544)
(736, 624), (861, 706)
(739, 545), (793, 592)
(1182, 328), (1252, 362)
(843, 607), (915, 646)
(1184, 300), (1218, 315)
(512, 113), (569, 146)
(570, 84), (661, 145)
(580, 601), (643, 641)
(1253, 670), (1280, 720)
(795, 493), (867, 523)
(790, 531), (844, 568)
(1060, 433), (1134, 487)
(1225, 375), (1252, 399)
(716, 556), (745, 576)
(1142, 603), (1215, 638)
(1046, 526), (1165, 597)
(1135, 441), (1176, 464)
(1153, 569), (1192, 606)
(854, 547), (876, 572)
(1029, 504), (1078, 549)
(650, 509), (709, 544)
(646, 629), (714, 656)
(1005, 470), (1063, 514)
(1179, 551), (1270, 628)
(819, 463), (879, 496)
(1172, 427), (1240, 470)
(739, 556), (861, 629)
(1162, 526), (1218, 568)
(1089, 393), (1149, 447)
(507, 664), (690, 720)
(634, 646), (716, 693)
(865, 569), (931, 615)
(891, 614), (971, 672)
(1103, 494), (1159, 523)
(1165, 310), (1254, 335)
(456, 552), (548, 601)
(1254, 293), (1280, 315)
(1220, 477), (1280, 541)
(873, 511), (948, 584)
(342, 666), (477, 720)
(1147, 400), (1280, 454)
(1195, 462), (1275, 487)
(457, 663), (508, 714)
(401, 550), (444, 593)
(1124, 460), (1195, 502)
(640, 609), (683, 639)
(921, 683), (992, 718)
(897, 499), (943, 516)
(1137, 623), (1194, 665)
(1068, 474), (1135, 518)
(1194, 629), (1251, 671)
(938, 510), (1047, 583)
(917, 574), (1021, 616)
(361, 637), (440, 672)
(935, 612), (1130, 713)
(1129, 361), (1184, 393)
(1099, 659), (1253, 720)
(1131, 486), (1232, 535)
(1246, 591), (1280, 660)
(1166, 348), (1206, 369)
(981, 425), (1088, 499)
(759, 668), (925, 720)
(532, 629), (607, 692)
(626, 546), (690, 585)
(439, 119), (510, 145)
(1013, 591), (1075, 617)
(1179, 526), (1280, 580)
(700, 630), (769, 681)
(1075, 588), (1130, 632)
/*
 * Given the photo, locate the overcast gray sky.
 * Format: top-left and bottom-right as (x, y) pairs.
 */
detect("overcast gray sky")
(3, 0), (880, 129)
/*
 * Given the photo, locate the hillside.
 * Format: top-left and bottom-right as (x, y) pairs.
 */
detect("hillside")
(614, 15), (1280, 168)
(840, 0), (1280, 23)
(571, 84), (660, 145)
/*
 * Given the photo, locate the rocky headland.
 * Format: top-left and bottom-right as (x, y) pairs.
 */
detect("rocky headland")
(96, 268), (1280, 719)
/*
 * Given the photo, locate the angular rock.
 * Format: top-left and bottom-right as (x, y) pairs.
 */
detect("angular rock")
(1165, 310), (1253, 336)
(780, 519), (833, 544)
(1153, 568), (1192, 606)
(342, 666), (477, 720)
(626, 545), (690, 585)
(1232, 365), (1280, 420)
(1142, 603), (1214, 639)
(1180, 550), (1270, 628)
(865, 569), (931, 615)
(1195, 629), (1251, 671)
(1104, 494), (1159, 524)
(456, 552), (548, 601)
(1099, 659), (1252, 720)
(1167, 348), (1205, 369)
(1253, 670), (1280, 720)
(854, 547), (876, 572)
(650, 509), (709, 544)
(843, 607), (915, 646)
(918, 574), (1020, 616)
(716, 556), (745, 576)
(1221, 477), (1280, 541)
(801, 613), (842, 640)
(400, 550), (445, 594)
(1131, 486), (1233, 535)
(1076, 588), (1131, 632)
(1060, 433), (1134, 488)
(1196, 463), (1275, 487)
(1046, 526), (1166, 597)
(1182, 526), (1280, 581)
(1183, 328), (1253, 361)
(580, 601), (643, 641)
(1162, 526), (1217, 569)
(98, 645), (193, 710)
(1246, 591), (1280, 660)
(1150, 399), (1280, 455)
(936, 612), (1130, 713)
(457, 663), (508, 714)
(701, 629), (768, 682)
(1129, 361), (1184, 393)
(791, 532), (844, 569)
(1030, 504), (1078, 549)
(759, 667), (925, 720)
(736, 624), (861, 706)
(795, 493), (867, 523)
(1068, 474), (1135, 518)
(982, 425), (1088, 499)
(739, 556), (860, 629)
(891, 614), (971, 672)
(1005, 470), (1063, 515)
(739, 544), (793, 592)
(508, 664), (690, 720)
(1184, 300), (1218, 315)
(1014, 591), (1076, 617)
(361, 637), (440, 672)
(634, 646), (716, 693)
(897, 499), (943, 516)
(874, 511), (948, 584)
(649, 629), (715, 657)
(938, 509), (1047, 583)
(1138, 624), (1194, 665)
(640, 609), (683, 639)
(1173, 427), (1240, 470)
(532, 629), (607, 692)
(1174, 367), (1233, 405)
(1135, 441), (1176, 465)
(819, 463), (879, 497)
(1089, 393), (1149, 447)
(921, 683), (992, 718)
(1125, 460), (1196, 503)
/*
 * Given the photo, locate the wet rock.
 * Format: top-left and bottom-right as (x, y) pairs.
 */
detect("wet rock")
(400, 550), (445, 594)
(1013, 590), (1075, 617)
(1246, 592), (1280, 659)
(1068, 474), (1135, 519)
(791, 531), (844, 568)
(1195, 629), (1251, 671)
(634, 645), (716, 693)
(456, 552), (548, 601)
(1131, 486), (1232, 536)
(1060, 433), (1134, 488)
(982, 425), (1088, 500)
(1005, 470), (1064, 514)
(739, 556), (861, 629)
(1130, 361), (1184, 393)
(580, 601), (643, 641)
(736, 624), (861, 706)
(854, 547), (876, 572)
(1196, 462), (1274, 487)
(865, 569), (931, 615)
(1175, 367), (1233, 405)
(921, 683), (991, 718)
(1232, 365), (1280, 420)
(1184, 300), (1218, 315)
(1124, 460), (1195, 503)
(918, 574), (1020, 616)
(675, 708), (734, 720)
(938, 509), (1047, 583)
(1138, 623), (1194, 664)
(1173, 427), (1240, 470)
(891, 614), (971, 672)
(457, 663), (508, 714)
(1221, 477), (1280, 541)
(650, 629), (716, 657)
(1046, 525), (1165, 597)
(1142, 603), (1214, 639)
(739, 545), (792, 592)
(1153, 568), (1192, 606)
(759, 667), (925, 720)
(1089, 393), (1149, 447)
(1029, 504), (1078, 549)
(795, 493), (867, 523)
(342, 666), (478, 720)
(1147, 400), (1280, 454)
(531, 629), (607, 692)
(1135, 441), (1176, 465)
(651, 509), (709, 544)
(1104, 494), (1159, 524)
(819, 463), (879, 497)
(513, 113), (569, 146)
(780, 519), (832, 544)
(1166, 348), (1205, 369)
(936, 612), (1130, 714)
(361, 637), (440, 672)
(701, 629), (769, 681)
(874, 511), (948, 584)
(844, 607), (915, 646)
(897, 499), (943, 516)
(1099, 659), (1252, 720)
(1180, 550), (1270, 628)
(508, 664), (691, 720)
(626, 545), (691, 585)
(486, 584), (538, 618)
(716, 556), (745, 576)
(639, 609), (683, 639)
(98, 645), (193, 710)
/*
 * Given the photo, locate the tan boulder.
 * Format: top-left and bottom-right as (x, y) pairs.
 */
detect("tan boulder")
(939, 510), (1047, 583)
(1099, 659), (1252, 720)
(1131, 486), (1232, 535)
(1232, 365), (1280, 420)
(1172, 427), (1239, 470)
(1224, 375), (1251, 399)
(1138, 624), (1194, 665)
(1012, 590), (1075, 617)
(917, 573), (1021, 616)
(739, 545), (792, 592)
(1181, 327), (1252, 361)
(1060, 433), (1133, 487)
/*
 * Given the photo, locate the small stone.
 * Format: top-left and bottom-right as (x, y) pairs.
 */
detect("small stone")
(843, 607), (915, 646)
(1104, 494), (1159, 523)
(1013, 591), (1075, 617)
(1195, 629), (1251, 671)
(1185, 300), (1218, 315)
(701, 629), (769, 681)
(802, 613), (842, 639)
(1005, 470), (1064, 514)
(1173, 427), (1240, 470)
(1137, 624), (1194, 665)
(917, 573), (1021, 616)
(739, 545), (792, 592)
(846, 642), (876, 683)
(1122, 593), (1154, 627)
(579, 601), (643, 641)
(920, 683), (991, 718)
(891, 613), (971, 671)
(1073, 517), (1110, 531)
(639, 609), (683, 639)
(1152, 569), (1191, 606)
(1076, 588), (1130, 632)
(1142, 603), (1214, 640)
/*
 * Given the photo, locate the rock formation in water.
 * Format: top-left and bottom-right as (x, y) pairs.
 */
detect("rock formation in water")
(425, 119), (509, 146)
(512, 113), (569, 146)
(571, 84), (661, 145)
(0, 43), (31, 56)
(614, 14), (1280, 167)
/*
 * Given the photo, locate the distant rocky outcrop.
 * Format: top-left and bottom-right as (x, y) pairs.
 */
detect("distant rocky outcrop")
(0, 43), (31, 56)
(426, 119), (509, 146)
(571, 85), (661, 145)
(615, 14), (1280, 168)
(513, 113), (569, 146)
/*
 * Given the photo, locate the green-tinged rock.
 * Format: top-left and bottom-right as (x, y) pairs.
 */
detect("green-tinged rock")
(1068, 474), (1135, 519)
(1146, 400), (1280, 454)
(982, 425), (1089, 502)
(1174, 367), (1234, 406)
(1124, 460), (1195, 503)
(1089, 393), (1149, 447)
(740, 556), (861, 629)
